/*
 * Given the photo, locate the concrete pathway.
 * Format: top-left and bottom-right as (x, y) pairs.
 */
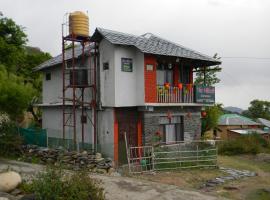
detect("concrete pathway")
(0, 158), (226, 200)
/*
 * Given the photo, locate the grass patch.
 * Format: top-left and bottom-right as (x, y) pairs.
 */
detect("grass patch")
(246, 189), (270, 200)
(218, 155), (270, 172)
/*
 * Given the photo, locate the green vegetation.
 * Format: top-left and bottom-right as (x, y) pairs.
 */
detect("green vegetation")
(246, 189), (270, 200)
(0, 119), (23, 157)
(0, 66), (35, 119)
(218, 134), (270, 155)
(194, 53), (222, 86)
(201, 104), (223, 135)
(0, 13), (51, 122)
(21, 167), (105, 200)
(242, 99), (270, 120)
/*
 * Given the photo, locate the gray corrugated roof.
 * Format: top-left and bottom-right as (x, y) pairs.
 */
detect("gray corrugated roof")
(34, 44), (94, 71)
(218, 114), (260, 126)
(93, 28), (221, 64)
(35, 27), (221, 71)
(257, 118), (270, 128)
(229, 129), (267, 135)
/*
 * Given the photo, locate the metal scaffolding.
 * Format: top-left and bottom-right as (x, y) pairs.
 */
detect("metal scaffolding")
(61, 26), (97, 151)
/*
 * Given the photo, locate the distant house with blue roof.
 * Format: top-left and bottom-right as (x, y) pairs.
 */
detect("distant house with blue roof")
(217, 114), (262, 139)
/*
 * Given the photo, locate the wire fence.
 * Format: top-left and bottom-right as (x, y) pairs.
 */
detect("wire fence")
(126, 137), (218, 174)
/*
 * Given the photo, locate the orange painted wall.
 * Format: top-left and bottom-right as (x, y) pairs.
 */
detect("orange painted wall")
(144, 54), (157, 103)
(113, 110), (118, 166)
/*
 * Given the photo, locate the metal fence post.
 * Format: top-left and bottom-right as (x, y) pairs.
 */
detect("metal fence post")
(152, 146), (155, 172)
(196, 144), (199, 166)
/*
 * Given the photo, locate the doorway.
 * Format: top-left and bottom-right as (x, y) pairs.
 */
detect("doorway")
(115, 108), (139, 165)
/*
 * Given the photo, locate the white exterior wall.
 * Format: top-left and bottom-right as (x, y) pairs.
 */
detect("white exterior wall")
(42, 107), (93, 144)
(114, 45), (145, 107)
(99, 40), (115, 107)
(42, 66), (63, 104)
(97, 108), (114, 158)
(42, 57), (93, 105)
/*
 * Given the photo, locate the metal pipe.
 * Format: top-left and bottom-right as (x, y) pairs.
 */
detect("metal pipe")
(72, 38), (77, 149)
(61, 28), (66, 141)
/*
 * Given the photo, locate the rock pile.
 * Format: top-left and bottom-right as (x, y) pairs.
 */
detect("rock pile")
(21, 145), (113, 173)
(201, 167), (256, 190)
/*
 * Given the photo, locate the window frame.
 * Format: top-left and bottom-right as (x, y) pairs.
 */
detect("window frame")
(45, 72), (51, 81)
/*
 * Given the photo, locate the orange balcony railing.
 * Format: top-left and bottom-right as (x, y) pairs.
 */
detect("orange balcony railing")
(156, 84), (194, 103)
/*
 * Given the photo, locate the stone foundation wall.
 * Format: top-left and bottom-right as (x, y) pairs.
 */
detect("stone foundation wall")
(142, 106), (201, 144)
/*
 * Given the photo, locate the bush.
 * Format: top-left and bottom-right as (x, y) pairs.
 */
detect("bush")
(218, 133), (270, 155)
(0, 119), (23, 157)
(22, 167), (105, 200)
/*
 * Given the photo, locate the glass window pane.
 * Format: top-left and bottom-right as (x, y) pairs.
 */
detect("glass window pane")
(166, 70), (173, 84)
(157, 70), (165, 85)
(165, 124), (176, 143)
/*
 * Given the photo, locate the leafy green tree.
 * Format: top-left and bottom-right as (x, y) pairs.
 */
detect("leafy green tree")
(0, 14), (51, 122)
(18, 46), (51, 92)
(242, 100), (270, 120)
(0, 15), (27, 73)
(0, 14), (51, 92)
(0, 66), (35, 119)
(195, 53), (222, 86)
(201, 104), (223, 135)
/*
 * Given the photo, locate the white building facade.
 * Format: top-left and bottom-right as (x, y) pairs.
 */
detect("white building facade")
(36, 28), (221, 165)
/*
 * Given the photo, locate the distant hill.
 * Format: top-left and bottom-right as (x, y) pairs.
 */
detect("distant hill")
(224, 106), (243, 114)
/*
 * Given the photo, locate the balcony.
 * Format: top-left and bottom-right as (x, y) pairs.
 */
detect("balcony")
(156, 84), (215, 104)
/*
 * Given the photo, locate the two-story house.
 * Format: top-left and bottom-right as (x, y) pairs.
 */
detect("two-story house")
(35, 27), (221, 164)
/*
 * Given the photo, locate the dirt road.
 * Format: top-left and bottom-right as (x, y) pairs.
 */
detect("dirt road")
(0, 159), (225, 200)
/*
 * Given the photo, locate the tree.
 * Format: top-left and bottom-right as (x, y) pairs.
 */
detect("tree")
(242, 100), (270, 120)
(194, 53), (222, 86)
(17, 46), (51, 92)
(0, 66), (35, 119)
(0, 14), (51, 122)
(0, 15), (27, 73)
(201, 104), (223, 135)
(0, 14), (51, 93)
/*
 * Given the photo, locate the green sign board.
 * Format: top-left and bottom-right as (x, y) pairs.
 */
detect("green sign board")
(195, 86), (215, 104)
(121, 58), (133, 72)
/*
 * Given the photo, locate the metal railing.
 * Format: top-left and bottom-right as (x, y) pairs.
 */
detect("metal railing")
(126, 139), (218, 174)
(156, 85), (194, 103)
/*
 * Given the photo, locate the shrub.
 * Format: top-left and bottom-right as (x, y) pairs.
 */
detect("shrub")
(22, 167), (105, 200)
(218, 133), (269, 155)
(0, 119), (23, 157)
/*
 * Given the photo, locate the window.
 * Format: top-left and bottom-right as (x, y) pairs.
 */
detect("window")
(146, 64), (153, 71)
(179, 64), (191, 84)
(156, 62), (173, 85)
(121, 58), (133, 72)
(160, 116), (184, 143)
(81, 115), (87, 123)
(165, 124), (176, 143)
(103, 62), (109, 70)
(45, 73), (51, 81)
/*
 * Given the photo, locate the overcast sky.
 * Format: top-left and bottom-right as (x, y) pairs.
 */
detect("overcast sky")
(1, 0), (270, 109)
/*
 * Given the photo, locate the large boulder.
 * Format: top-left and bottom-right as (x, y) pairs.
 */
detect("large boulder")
(0, 172), (22, 193)
(0, 197), (9, 200)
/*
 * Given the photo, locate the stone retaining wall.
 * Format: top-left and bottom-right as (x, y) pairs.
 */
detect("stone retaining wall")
(143, 106), (201, 144)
